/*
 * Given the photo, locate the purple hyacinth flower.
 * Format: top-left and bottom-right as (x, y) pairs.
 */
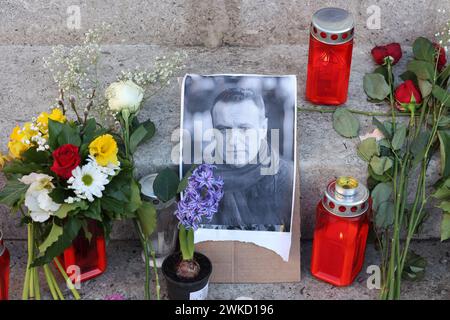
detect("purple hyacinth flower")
(175, 164), (224, 230)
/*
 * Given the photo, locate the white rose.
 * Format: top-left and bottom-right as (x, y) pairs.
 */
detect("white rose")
(105, 80), (144, 113)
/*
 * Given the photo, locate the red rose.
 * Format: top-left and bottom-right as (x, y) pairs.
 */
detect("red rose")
(394, 80), (422, 111)
(51, 144), (81, 179)
(371, 43), (402, 65)
(434, 43), (447, 72)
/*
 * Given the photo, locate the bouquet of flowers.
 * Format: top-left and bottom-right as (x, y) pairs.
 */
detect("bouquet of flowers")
(0, 26), (184, 300)
(0, 93), (124, 299)
(359, 33), (449, 299)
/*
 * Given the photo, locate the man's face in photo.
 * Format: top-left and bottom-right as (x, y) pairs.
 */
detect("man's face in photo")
(212, 98), (268, 167)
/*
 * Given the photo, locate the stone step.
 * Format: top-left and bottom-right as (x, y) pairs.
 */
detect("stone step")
(4, 239), (450, 299)
(0, 0), (447, 47)
(0, 43), (444, 240)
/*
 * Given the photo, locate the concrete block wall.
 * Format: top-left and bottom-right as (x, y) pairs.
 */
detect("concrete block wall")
(0, 0), (448, 240)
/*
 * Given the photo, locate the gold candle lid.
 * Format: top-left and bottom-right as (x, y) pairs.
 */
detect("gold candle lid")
(323, 176), (369, 217)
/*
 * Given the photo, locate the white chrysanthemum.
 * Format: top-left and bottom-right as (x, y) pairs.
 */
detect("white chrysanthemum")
(86, 155), (120, 176)
(19, 173), (61, 223)
(67, 163), (109, 202)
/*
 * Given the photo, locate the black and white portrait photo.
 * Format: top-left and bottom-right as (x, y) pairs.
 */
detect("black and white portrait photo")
(179, 74), (297, 240)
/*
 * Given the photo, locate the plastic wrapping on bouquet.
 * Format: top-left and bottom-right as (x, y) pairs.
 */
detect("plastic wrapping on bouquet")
(57, 220), (107, 283)
(0, 230), (10, 300)
(306, 7), (354, 105)
(311, 177), (371, 286)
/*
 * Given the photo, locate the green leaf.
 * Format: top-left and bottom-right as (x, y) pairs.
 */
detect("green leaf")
(363, 73), (391, 100)
(392, 124), (407, 150)
(402, 251), (427, 281)
(433, 183), (450, 200)
(140, 120), (156, 142)
(48, 187), (70, 204)
(2, 160), (43, 175)
(129, 124), (148, 154)
(372, 117), (392, 139)
(154, 168), (179, 202)
(332, 108), (360, 138)
(38, 222), (63, 254)
(137, 201), (157, 238)
(373, 65), (389, 83)
(179, 225), (189, 260)
(57, 124), (81, 147)
(368, 166), (391, 182)
(438, 116), (450, 128)
(80, 220), (92, 243)
(441, 213), (450, 241)
(371, 182), (393, 211)
(31, 218), (82, 267)
(399, 70), (419, 87)
(370, 156), (393, 176)
(54, 201), (88, 219)
(357, 138), (379, 162)
(21, 148), (50, 164)
(438, 64), (450, 84)
(432, 86), (450, 108)
(411, 130), (431, 167)
(437, 200), (450, 212)
(48, 119), (64, 150)
(177, 165), (198, 193)
(83, 199), (102, 221)
(187, 228), (195, 259)
(407, 60), (435, 80)
(412, 37), (436, 62)
(375, 201), (395, 228)
(418, 79), (433, 98)
(0, 179), (28, 208)
(438, 130), (450, 178)
(124, 179), (142, 213)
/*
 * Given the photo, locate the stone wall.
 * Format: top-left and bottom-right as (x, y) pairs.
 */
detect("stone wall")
(0, 0), (448, 239)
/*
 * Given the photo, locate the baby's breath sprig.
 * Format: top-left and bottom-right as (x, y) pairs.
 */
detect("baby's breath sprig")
(118, 52), (186, 99)
(436, 9), (450, 51)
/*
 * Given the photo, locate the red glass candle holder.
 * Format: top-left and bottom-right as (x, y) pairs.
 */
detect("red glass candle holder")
(57, 220), (107, 283)
(311, 177), (371, 286)
(305, 7), (354, 105)
(0, 231), (10, 300)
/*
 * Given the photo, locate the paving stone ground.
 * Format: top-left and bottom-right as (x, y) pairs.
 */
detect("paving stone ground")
(5, 239), (450, 300)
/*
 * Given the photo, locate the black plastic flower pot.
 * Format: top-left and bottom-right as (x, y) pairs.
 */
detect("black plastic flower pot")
(162, 251), (212, 300)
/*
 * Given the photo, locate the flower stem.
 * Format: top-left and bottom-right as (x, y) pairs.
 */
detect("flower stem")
(43, 265), (59, 300)
(53, 258), (81, 300)
(297, 106), (413, 117)
(22, 224), (32, 300)
(147, 241), (161, 300)
(133, 219), (151, 300)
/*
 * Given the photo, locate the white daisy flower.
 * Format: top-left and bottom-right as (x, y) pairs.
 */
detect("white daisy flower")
(86, 155), (120, 176)
(67, 163), (109, 202)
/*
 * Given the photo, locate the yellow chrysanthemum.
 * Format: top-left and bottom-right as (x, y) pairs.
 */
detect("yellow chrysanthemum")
(88, 134), (119, 166)
(36, 108), (66, 134)
(22, 122), (39, 140)
(8, 126), (31, 158)
(0, 151), (11, 168)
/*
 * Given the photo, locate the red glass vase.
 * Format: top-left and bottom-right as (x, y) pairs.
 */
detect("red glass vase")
(311, 177), (371, 286)
(0, 231), (10, 300)
(58, 220), (107, 283)
(305, 8), (354, 105)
